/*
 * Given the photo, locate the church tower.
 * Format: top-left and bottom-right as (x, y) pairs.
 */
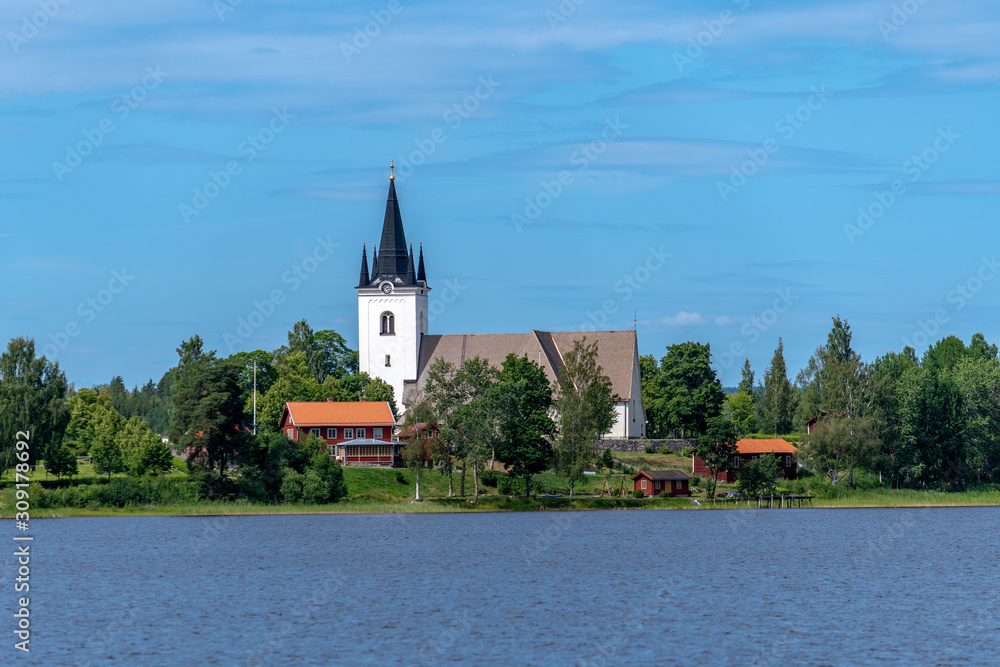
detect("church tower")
(356, 166), (429, 416)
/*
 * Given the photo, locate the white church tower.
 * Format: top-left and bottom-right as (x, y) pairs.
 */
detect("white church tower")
(356, 167), (429, 417)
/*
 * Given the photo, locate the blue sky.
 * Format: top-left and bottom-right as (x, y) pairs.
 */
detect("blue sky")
(2, 0), (999, 390)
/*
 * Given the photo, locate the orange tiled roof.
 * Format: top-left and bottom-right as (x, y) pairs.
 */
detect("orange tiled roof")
(283, 401), (395, 427)
(736, 438), (798, 454)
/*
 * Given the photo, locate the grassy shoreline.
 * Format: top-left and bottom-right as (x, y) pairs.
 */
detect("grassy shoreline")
(8, 489), (1000, 518)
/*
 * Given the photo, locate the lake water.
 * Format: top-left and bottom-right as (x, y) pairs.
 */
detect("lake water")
(14, 507), (1000, 666)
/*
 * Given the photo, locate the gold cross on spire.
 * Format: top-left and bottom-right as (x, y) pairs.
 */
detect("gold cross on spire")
(390, 160), (394, 181)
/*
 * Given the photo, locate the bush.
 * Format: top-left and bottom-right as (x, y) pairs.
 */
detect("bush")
(480, 469), (499, 487)
(394, 470), (406, 484)
(498, 473), (523, 496)
(280, 469), (304, 503)
(632, 489), (644, 498)
(658, 446), (671, 455)
(644, 445), (654, 454)
(658, 491), (673, 498)
(599, 449), (614, 470)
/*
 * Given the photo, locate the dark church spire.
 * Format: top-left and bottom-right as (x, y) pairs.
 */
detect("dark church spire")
(358, 243), (369, 287)
(372, 174), (410, 284)
(371, 243), (378, 279)
(417, 243), (426, 284)
(406, 243), (417, 286)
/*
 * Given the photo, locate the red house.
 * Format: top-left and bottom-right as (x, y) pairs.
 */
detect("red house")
(631, 470), (692, 497)
(278, 400), (399, 466)
(693, 438), (798, 483)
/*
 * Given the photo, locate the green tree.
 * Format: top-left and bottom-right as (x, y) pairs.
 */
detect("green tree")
(639, 354), (665, 438)
(489, 354), (555, 497)
(303, 454), (348, 503)
(258, 352), (352, 433)
(803, 415), (880, 486)
(117, 416), (172, 476)
(953, 352), (1000, 484)
(757, 339), (796, 436)
(45, 444), (78, 479)
(91, 407), (126, 479)
(424, 356), (497, 501)
(697, 415), (738, 501)
(724, 390), (756, 437)
(737, 358), (755, 397)
(737, 454), (780, 497)
(652, 342), (725, 438)
(283, 320), (358, 384)
(169, 339), (251, 479)
(553, 338), (616, 499)
(363, 376), (397, 417)
(0, 337), (71, 475)
(402, 437), (428, 501)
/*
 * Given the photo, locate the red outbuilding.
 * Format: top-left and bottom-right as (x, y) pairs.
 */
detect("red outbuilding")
(278, 399), (399, 466)
(693, 438), (798, 483)
(631, 470), (692, 497)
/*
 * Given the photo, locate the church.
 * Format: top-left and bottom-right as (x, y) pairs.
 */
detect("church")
(355, 170), (647, 439)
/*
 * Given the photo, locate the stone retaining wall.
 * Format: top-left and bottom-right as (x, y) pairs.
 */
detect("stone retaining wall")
(596, 439), (696, 454)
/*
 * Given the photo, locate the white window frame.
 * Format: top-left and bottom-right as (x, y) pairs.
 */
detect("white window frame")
(327, 427), (337, 439)
(311, 428), (320, 437)
(641, 480), (647, 490)
(373, 427), (383, 439)
(344, 428), (354, 439)
(357, 428), (366, 439)
(287, 428), (294, 438)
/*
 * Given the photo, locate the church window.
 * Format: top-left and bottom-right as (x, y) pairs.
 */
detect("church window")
(385, 354), (391, 367)
(380, 312), (395, 335)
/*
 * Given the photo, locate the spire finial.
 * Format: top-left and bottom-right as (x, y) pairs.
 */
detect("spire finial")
(390, 160), (394, 181)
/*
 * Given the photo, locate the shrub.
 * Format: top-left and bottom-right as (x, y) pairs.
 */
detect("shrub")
(599, 449), (614, 470)
(480, 469), (499, 487)
(658, 446), (671, 455)
(280, 469), (304, 503)
(394, 470), (406, 484)
(644, 445), (654, 454)
(498, 473), (523, 496)
(659, 491), (673, 498)
(632, 489), (644, 498)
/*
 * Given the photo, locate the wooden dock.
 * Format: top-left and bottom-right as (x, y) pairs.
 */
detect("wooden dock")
(713, 493), (814, 508)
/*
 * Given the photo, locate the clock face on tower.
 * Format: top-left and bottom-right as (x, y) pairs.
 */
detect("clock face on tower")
(380, 282), (393, 294)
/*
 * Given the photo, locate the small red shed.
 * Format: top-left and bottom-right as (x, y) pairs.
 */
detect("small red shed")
(631, 470), (692, 497)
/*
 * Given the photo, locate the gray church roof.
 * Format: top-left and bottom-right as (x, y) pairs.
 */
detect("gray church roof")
(404, 330), (639, 405)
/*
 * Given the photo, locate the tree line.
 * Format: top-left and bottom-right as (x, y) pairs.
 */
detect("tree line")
(645, 315), (1000, 491)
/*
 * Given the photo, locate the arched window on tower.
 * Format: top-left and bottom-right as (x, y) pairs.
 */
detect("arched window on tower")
(380, 312), (395, 335)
